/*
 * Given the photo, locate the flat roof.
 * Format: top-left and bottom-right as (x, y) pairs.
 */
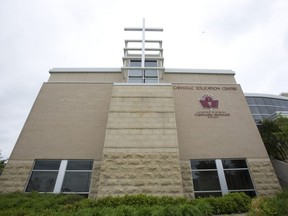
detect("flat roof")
(49, 68), (235, 75)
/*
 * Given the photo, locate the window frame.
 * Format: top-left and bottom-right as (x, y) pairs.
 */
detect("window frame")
(190, 159), (256, 198)
(128, 59), (159, 83)
(26, 159), (93, 196)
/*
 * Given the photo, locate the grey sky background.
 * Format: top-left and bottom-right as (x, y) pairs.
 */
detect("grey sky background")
(1, 0), (288, 159)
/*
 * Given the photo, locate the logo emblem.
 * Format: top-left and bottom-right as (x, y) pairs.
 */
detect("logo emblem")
(199, 94), (219, 109)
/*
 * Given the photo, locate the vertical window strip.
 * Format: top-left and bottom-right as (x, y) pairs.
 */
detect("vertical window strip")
(53, 160), (68, 193)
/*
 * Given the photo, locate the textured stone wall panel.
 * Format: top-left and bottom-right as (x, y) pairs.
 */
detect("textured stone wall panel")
(88, 161), (102, 199)
(247, 158), (281, 196)
(180, 161), (194, 198)
(97, 152), (183, 197)
(0, 160), (34, 193)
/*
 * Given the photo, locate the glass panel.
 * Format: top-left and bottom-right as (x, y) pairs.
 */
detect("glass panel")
(144, 70), (157, 77)
(26, 171), (58, 192)
(192, 171), (221, 191)
(145, 79), (158, 83)
(61, 172), (91, 192)
(195, 192), (222, 198)
(249, 106), (261, 114)
(222, 160), (247, 169)
(246, 97), (256, 105)
(129, 70), (143, 77)
(267, 106), (276, 114)
(34, 160), (61, 170)
(279, 100), (287, 107)
(128, 78), (144, 83)
(253, 115), (262, 122)
(272, 99), (281, 106)
(191, 160), (217, 170)
(259, 106), (270, 114)
(230, 191), (256, 197)
(130, 60), (141, 67)
(255, 97), (265, 105)
(145, 60), (157, 67)
(224, 170), (254, 190)
(66, 160), (93, 170)
(243, 191), (257, 197)
(263, 98), (273, 106)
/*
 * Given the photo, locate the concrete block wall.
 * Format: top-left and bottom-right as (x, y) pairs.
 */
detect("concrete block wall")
(0, 160), (34, 193)
(96, 84), (184, 197)
(180, 161), (194, 198)
(247, 158), (282, 196)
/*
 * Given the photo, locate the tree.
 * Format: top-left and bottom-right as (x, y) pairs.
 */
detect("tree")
(258, 117), (288, 161)
(0, 152), (7, 176)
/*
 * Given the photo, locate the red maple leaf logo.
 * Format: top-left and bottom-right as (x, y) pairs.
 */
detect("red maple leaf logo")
(199, 94), (219, 109)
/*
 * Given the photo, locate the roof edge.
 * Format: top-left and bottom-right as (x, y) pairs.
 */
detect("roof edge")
(49, 67), (235, 75)
(245, 93), (288, 100)
(165, 68), (235, 75)
(49, 68), (122, 73)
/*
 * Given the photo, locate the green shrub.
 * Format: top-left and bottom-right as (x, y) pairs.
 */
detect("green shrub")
(0, 192), (251, 215)
(194, 192), (251, 215)
(248, 189), (288, 216)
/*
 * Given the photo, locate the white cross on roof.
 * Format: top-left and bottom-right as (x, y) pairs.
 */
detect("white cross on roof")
(124, 18), (163, 68)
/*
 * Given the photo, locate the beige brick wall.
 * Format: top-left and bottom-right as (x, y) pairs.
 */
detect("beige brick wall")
(0, 160), (34, 193)
(97, 152), (183, 197)
(180, 161), (194, 198)
(89, 161), (102, 199)
(96, 84), (184, 197)
(247, 158), (282, 196)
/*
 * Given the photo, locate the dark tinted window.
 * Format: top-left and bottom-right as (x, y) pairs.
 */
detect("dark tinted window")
(222, 160), (247, 169)
(224, 170), (254, 190)
(192, 171), (221, 191)
(195, 192), (222, 198)
(26, 171), (58, 192)
(191, 160), (217, 169)
(66, 160), (93, 170)
(34, 160), (61, 170)
(61, 172), (91, 192)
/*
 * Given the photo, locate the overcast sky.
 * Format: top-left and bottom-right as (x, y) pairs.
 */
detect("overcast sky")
(1, 0), (288, 159)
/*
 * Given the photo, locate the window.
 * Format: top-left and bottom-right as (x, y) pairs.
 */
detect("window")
(191, 159), (256, 198)
(26, 160), (93, 196)
(128, 60), (158, 83)
(246, 97), (256, 105)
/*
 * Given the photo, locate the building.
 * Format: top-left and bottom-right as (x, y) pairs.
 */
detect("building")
(245, 93), (288, 188)
(245, 93), (288, 124)
(0, 22), (281, 198)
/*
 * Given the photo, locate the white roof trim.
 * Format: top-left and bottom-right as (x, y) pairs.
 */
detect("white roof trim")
(114, 83), (171, 86)
(49, 68), (122, 73)
(49, 67), (235, 75)
(245, 93), (288, 100)
(165, 68), (235, 75)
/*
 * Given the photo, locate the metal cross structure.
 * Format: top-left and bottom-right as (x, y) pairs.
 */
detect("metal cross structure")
(124, 18), (163, 68)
